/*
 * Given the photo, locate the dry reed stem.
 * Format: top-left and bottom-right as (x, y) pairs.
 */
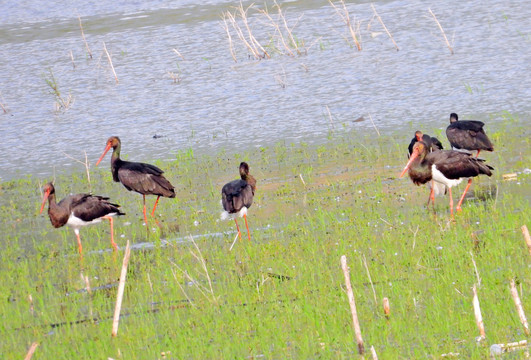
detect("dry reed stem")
(370, 345), (378, 360)
(510, 279), (530, 335)
(362, 254), (377, 305)
(469, 251), (481, 287)
(112, 240), (131, 337)
(62, 151), (91, 191)
(103, 42), (119, 84)
(69, 50), (76, 69)
(78, 16), (92, 59)
(340, 255), (365, 355)
(24, 342), (39, 360)
(383, 297), (390, 318)
(370, 4), (399, 51)
(172, 48), (185, 60)
(189, 235), (217, 304)
(224, 10), (261, 60)
(0, 92), (7, 113)
(275, 0), (303, 55)
(368, 113), (380, 136)
(298, 174), (306, 187)
(325, 105), (334, 128)
(472, 284), (486, 341)
(329, 0), (362, 51)
(237, 3), (270, 59)
(171, 268), (196, 307)
(428, 8), (454, 55)
(257, 6), (295, 56)
(221, 15), (238, 62)
(522, 225), (531, 255)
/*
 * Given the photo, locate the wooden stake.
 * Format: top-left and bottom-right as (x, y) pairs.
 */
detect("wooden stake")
(522, 225), (531, 256)
(383, 297), (390, 319)
(428, 8), (454, 55)
(112, 240), (131, 337)
(340, 255), (365, 355)
(472, 284), (486, 341)
(510, 279), (530, 336)
(24, 342), (39, 360)
(103, 42), (119, 84)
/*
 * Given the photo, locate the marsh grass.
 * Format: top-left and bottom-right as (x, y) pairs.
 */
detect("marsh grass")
(43, 69), (74, 112)
(0, 114), (530, 359)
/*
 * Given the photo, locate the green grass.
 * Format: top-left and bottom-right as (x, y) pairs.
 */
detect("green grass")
(0, 113), (530, 359)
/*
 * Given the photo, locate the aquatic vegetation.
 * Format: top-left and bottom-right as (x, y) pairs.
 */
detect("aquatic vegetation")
(0, 117), (530, 359)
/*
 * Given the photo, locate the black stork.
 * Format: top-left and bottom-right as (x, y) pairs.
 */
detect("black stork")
(446, 113), (494, 210)
(400, 142), (493, 216)
(407, 131), (446, 206)
(95, 136), (175, 225)
(40, 182), (125, 254)
(221, 162), (256, 241)
(407, 130), (443, 158)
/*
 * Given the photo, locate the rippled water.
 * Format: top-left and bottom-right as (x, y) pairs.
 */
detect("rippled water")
(1, 0), (529, 180)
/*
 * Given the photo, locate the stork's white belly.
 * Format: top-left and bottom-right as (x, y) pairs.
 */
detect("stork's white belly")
(431, 165), (463, 188)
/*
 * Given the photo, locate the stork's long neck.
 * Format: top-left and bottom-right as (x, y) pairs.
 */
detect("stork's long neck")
(242, 174), (257, 193)
(110, 144), (122, 182)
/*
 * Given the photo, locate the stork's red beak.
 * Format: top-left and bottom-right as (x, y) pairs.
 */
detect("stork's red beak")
(95, 142), (112, 166)
(400, 150), (419, 178)
(40, 188), (51, 214)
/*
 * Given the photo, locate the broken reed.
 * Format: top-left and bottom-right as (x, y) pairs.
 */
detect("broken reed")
(329, 0), (362, 51)
(340, 255), (365, 355)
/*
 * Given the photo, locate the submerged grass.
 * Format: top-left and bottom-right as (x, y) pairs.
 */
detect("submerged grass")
(0, 113), (530, 359)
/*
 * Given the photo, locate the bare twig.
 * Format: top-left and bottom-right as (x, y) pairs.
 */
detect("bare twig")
(112, 240), (131, 337)
(370, 4), (399, 51)
(370, 345), (379, 360)
(189, 235), (217, 304)
(172, 48), (185, 60)
(510, 279), (530, 336)
(78, 16), (93, 59)
(340, 255), (365, 355)
(428, 8), (454, 55)
(298, 174), (306, 187)
(103, 42), (119, 83)
(171, 268), (196, 307)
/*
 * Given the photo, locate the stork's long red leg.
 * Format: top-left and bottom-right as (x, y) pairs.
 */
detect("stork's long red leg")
(234, 218), (242, 241)
(427, 180), (435, 207)
(103, 216), (117, 251)
(151, 195), (161, 217)
(243, 214), (251, 242)
(142, 194), (148, 225)
(456, 178), (473, 212)
(448, 187), (454, 217)
(75, 230), (83, 254)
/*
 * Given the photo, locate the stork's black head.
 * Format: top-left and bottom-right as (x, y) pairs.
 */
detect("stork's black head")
(450, 113), (458, 123)
(414, 130), (423, 142)
(239, 162), (250, 177)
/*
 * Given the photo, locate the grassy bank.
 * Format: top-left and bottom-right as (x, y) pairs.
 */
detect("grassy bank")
(1, 112), (530, 359)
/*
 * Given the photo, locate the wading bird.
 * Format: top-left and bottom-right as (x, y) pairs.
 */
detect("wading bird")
(407, 130), (443, 158)
(221, 162), (256, 241)
(96, 136), (175, 225)
(407, 130), (446, 206)
(446, 113), (494, 209)
(400, 142), (493, 216)
(40, 182), (124, 254)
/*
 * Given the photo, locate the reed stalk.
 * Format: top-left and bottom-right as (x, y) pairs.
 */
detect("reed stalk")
(112, 240), (131, 337)
(23, 342), (39, 360)
(340, 255), (365, 355)
(370, 4), (399, 51)
(78, 16), (93, 59)
(329, 0), (362, 51)
(522, 225), (531, 255)
(103, 42), (119, 84)
(510, 279), (530, 335)
(428, 8), (454, 55)
(472, 284), (486, 341)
